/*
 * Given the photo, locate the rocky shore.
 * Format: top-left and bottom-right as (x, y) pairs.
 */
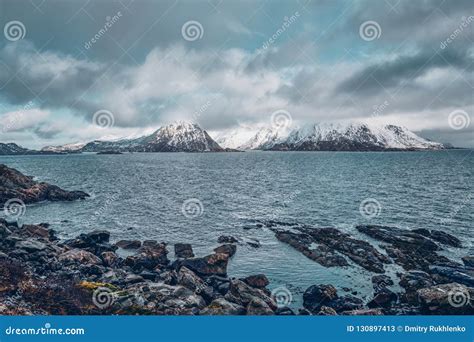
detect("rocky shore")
(0, 164), (89, 206)
(0, 164), (473, 315)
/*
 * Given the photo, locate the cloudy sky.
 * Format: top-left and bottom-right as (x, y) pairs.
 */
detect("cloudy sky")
(0, 0), (472, 148)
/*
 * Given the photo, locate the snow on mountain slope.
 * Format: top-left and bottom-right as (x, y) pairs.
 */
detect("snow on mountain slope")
(42, 142), (86, 152)
(214, 121), (444, 151)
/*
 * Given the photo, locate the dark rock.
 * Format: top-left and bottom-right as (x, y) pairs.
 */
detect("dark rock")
(214, 244), (236, 257)
(342, 308), (384, 315)
(116, 240), (141, 250)
(101, 251), (119, 267)
(428, 265), (474, 287)
(243, 274), (269, 289)
(275, 226), (390, 273)
(317, 306), (337, 315)
(275, 307), (295, 315)
(399, 270), (434, 302)
(200, 298), (245, 315)
(0, 164), (89, 206)
(412, 228), (462, 248)
(417, 283), (474, 315)
(368, 288), (398, 308)
(246, 297), (274, 315)
(462, 256), (474, 267)
(246, 239), (261, 248)
(124, 274), (145, 284)
(58, 249), (102, 265)
(303, 284), (338, 313)
(15, 240), (47, 252)
(372, 275), (394, 292)
(275, 231), (348, 267)
(124, 242), (169, 270)
(174, 243), (194, 258)
(217, 235), (238, 244)
(224, 279), (276, 310)
(179, 253), (229, 276)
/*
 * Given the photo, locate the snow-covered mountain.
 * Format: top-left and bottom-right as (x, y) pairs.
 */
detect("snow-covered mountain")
(42, 142), (86, 153)
(43, 121), (224, 153)
(214, 122), (445, 151)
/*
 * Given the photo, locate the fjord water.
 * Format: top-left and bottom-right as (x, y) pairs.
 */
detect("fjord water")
(1, 150), (472, 306)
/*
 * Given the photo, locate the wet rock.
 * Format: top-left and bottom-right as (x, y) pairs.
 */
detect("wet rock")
(303, 284), (363, 313)
(58, 249), (102, 265)
(224, 279), (276, 310)
(417, 283), (474, 314)
(124, 242), (169, 271)
(303, 284), (338, 313)
(275, 227), (390, 273)
(246, 239), (261, 248)
(275, 231), (348, 267)
(275, 307), (295, 315)
(217, 235), (238, 244)
(101, 251), (119, 267)
(124, 274), (145, 284)
(179, 253), (229, 276)
(200, 298), (245, 315)
(0, 164), (89, 206)
(64, 230), (116, 256)
(428, 265), (474, 287)
(372, 275), (394, 292)
(462, 256), (474, 267)
(177, 267), (208, 293)
(368, 288), (398, 308)
(243, 274), (269, 289)
(412, 228), (462, 248)
(246, 297), (274, 315)
(15, 240), (47, 252)
(317, 306), (337, 315)
(342, 308), (384, 315)
(357, 225), (440, 251)
(174, 243), (194, 258)
(213, 244), (236, 257)
(399, 270), (434, 302)
(116, 240), (141, 250)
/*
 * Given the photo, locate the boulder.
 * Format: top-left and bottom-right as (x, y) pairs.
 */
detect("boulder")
(213, 244), (236, 257)
(200, 298), (245, 315)
(246, 297), (274, 315)
(174, 243), (194, 258)
(15, 240), (47, 252)
(303, 284), (338, 313)
(224, 279), (276, 310)
(368, 288), (398, 308)
(417, 283), (474, 314)
(179, 253), (229, 276)
(217, 235), (238, 244)
(243, 274), (269, 289)
(116, 240), (141, 250)
(58, 249), (102, 265)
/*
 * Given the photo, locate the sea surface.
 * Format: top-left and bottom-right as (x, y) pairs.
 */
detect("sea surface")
(1, 150), (473, 307)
